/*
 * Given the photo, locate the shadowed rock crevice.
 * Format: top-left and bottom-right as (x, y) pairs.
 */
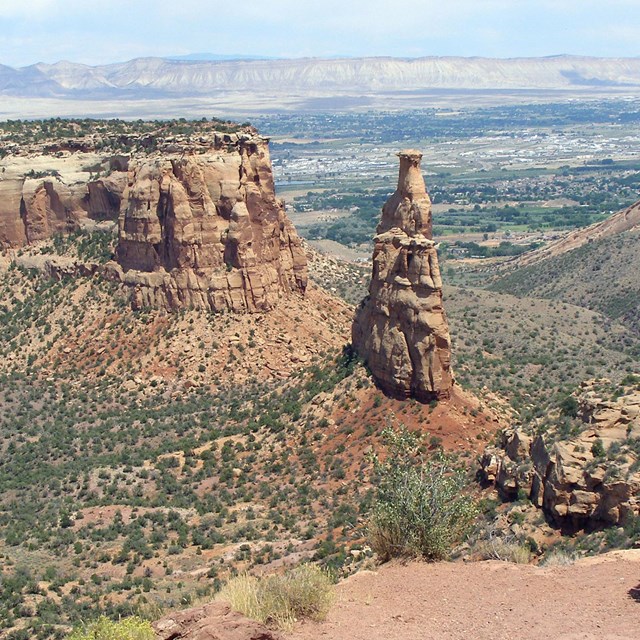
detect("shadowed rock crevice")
(352, 150), (453, 402)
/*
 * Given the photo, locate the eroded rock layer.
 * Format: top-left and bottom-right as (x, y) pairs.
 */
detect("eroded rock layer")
(480, 380), (640, 529)
(0, 172), (126, 247)
(113, 134), (307, 312)
(352, 150), (452, 401)
(0, 124), (308, 313)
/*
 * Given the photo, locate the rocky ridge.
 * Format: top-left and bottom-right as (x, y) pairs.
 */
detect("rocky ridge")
(480, 379), (640, 530)
(510, 199), (640, 268)
(352, 150), (453, 402)
(0, 121), (308, 313)
(3, 56), (640, 100)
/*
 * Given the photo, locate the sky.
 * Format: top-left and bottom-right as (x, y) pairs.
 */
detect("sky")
(0, 0), (638, 67)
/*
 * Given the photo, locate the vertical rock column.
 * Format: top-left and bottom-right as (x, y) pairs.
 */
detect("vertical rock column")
(352, 150), (453, 401)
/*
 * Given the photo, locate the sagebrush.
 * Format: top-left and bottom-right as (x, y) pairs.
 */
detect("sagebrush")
(368, 426), (478, 561)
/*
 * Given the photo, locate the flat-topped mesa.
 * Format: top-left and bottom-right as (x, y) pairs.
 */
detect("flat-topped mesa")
(112, 134), (308, 312)
(352, 150), (452, 402)
(0, 121), (308, 313)
(0, 122), (255, 249)
(377, 150), (432, 238)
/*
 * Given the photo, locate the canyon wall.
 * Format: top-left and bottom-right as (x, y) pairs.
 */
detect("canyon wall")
(352, 150), (453, 402)
(0, 125), (308, 313)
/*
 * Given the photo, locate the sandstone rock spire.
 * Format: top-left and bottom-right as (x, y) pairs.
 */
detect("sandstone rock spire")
(377, 150), (432, 237)
(352, 150), (453, 401)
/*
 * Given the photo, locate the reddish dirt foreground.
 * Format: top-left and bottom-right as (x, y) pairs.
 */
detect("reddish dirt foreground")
(287, 551), (640, 640)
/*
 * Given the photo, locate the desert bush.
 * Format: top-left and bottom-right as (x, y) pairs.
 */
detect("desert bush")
(217, 563), (334, 630)
(591, 438), (606, 458)
(67, 615), (154, 640)
(367, 427), (478, 561)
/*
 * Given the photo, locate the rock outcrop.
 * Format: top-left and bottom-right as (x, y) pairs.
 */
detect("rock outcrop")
(0, 173), (126, 247)
(352, 150), (452, 401)
(480, 379), (640, 530)
(153, 601), (282, 640)
(0, 121), (308, 313)
(112, 134), (307, 312)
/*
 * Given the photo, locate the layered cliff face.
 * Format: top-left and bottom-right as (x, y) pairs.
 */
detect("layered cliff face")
(0, 122), (308, 313)
(0, 168), (126, 247)
(112, 134), (307, 312)
(352, 150), (453, 401)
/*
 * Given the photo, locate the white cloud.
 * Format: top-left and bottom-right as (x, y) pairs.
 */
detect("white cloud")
(0, 0), (55, 19)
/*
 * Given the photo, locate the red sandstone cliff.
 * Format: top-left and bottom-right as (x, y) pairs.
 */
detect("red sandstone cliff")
(111, 133), (307, 312)
(0, 125), (308, 313)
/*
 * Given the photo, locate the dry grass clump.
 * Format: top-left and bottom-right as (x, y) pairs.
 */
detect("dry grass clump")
(540, 549), (577, 566)
(474, 537), (532, 564)
(67, 615), (154, 640)
(217, 564), (335, 630)
(472, 526), (533, 564)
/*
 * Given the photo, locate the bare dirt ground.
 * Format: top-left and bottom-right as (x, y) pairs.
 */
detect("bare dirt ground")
(287, 551), (640, 640)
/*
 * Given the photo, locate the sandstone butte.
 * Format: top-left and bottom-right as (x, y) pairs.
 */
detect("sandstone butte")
(352, 150), (453, 402)
(0, 125), (308, 313)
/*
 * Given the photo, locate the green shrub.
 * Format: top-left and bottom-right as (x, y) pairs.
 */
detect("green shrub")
(217, 564), (334, 630)
(367, 427), (478, 561)
(67, 616), (154, 640)
(591, 438), (606, 458)
(558, 395), (579, 418)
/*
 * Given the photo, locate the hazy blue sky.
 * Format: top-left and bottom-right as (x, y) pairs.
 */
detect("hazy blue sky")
(1, 0), (638, 67)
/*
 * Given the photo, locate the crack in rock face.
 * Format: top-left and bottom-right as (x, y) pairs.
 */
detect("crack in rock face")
(352, 150), (453, 402)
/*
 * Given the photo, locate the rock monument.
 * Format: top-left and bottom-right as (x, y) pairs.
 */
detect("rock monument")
(113, 134), (308, 312)
(352, 150), (453, 401)
(0, 123), (308, 313)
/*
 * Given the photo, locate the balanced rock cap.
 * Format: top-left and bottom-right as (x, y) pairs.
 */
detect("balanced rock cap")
(377, 149), (432, 238)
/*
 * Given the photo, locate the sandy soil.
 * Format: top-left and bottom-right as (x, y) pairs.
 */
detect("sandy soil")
(287, 551), (640, 640)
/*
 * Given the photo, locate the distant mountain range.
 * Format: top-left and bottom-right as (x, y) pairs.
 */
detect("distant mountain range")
(2, 55), (640, 100)
(166, 53), (275, 62)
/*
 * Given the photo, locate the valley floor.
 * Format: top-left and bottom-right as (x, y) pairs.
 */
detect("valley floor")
(287, 551), (640, 640)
